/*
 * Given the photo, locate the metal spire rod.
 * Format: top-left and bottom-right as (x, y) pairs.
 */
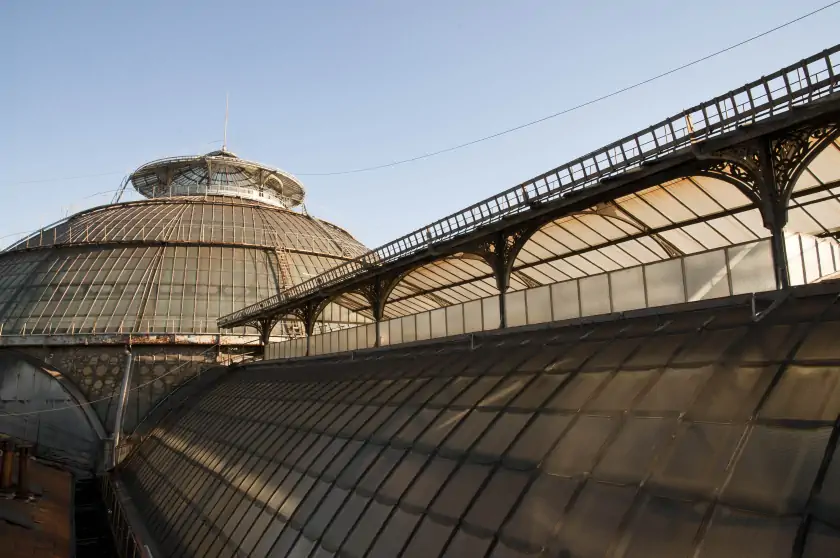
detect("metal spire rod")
(223, 93), (229, 152)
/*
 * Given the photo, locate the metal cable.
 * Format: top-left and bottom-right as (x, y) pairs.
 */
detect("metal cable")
(292, 1), (840, 176)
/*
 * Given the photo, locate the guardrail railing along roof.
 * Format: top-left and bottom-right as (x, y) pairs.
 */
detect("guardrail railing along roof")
(219, 44), (840, 329)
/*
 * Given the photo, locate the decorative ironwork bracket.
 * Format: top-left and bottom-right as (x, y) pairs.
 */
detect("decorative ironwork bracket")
(699, 123), (839, 228)
(697, 122), (839, 289)
(288, 297), (331, 337)
(471, 224), (539, 294)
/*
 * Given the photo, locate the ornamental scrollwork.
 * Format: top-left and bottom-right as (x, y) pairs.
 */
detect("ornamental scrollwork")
(700, 123), (838, 207)
(771, 124), (838, 195)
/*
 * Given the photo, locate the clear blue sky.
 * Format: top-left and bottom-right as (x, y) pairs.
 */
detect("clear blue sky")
(2, 1), (839, 248)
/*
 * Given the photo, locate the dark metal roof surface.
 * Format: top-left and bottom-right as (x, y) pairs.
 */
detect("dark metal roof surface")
(121, 281), (840, 557)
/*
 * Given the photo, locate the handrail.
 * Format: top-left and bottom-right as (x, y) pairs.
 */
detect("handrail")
(100, 474), (150, 558)
(219, 45), (840, 328)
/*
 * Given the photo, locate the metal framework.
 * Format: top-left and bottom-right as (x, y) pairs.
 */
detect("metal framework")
(0, 148), (371, 341)
(220, 45), (840, 350)
(131, 149), (306, 209)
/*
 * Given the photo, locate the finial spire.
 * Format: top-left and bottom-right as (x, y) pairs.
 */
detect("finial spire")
(223, 93), (229, 152)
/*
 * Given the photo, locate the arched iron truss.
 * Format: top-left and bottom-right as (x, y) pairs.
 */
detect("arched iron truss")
(220, 45), (840, 354)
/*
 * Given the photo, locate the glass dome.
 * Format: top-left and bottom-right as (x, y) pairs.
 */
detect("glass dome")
(0, 151), (367, 337)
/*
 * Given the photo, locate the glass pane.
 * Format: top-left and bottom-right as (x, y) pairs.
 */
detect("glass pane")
(431, 308), (447, 338)
(796, 321), (840, 361)
(551, 280), (580, 321)
(356, 324), (366, 349)
(322, 493), (368, 549)
(688, 366), (775, 422)
(526, 286), (552, 325)
(586, 369), (657, 411)
(549, 370), (611, 410)
(403, 517), (453, 558)
(463, 300), (483, 333)
(343, 500), (393, 558)
(388, 319), (402, 345)
(814, 444), (840, 525)
(760, 365), (840, 421)
(729, 240), (775, 295)
(610, 267), (645, 312)
(472, 412), (532, 462)
(637, 367), (713, 412)
(622, 495), (707, 558)
(378, 452), (427, 504)
(402, 457), (456, 512)
(549, 481), (636, 558)
(442, 410), (497, 457)
(483, 296), (501, 331)
(579, 274), (610, 317)
(722, 426), (830, 514)
(367, 508), (419, 557)
(504, 413), (573, 469)
(430, 462), (492, 522)
(402, 315), (416, 343)
(645, 259), (685, 307)
(366, 323), (376, 348)
(506, 290), (527, 327)
(803, 235), (821, 283)
(512, 372), (569, 410)
(442, 528), (492, 558)
(684, 249), (730, 302)
(787, 234), (806, 286)
(379, 322), (390, 347)
(697, 507), (799, 558)
(503, 476), (577, 551)
(803, 522), (840, 558)
(464, 468), (529, 533)
(543, 415), (617, 476)
(650, 422), (745, 500)
(595, 416), (678, 484)
(446, 304), (464, 336)
(416, 311), (431, 341)
(818, 239), (836, 275)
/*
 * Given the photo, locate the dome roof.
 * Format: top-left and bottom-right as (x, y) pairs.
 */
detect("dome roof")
(130, 149), (306, 209)
(5, 196), (365, 256)
(0, 196), (367, 337)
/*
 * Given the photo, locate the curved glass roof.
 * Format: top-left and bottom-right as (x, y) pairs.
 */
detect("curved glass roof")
(322, 137), (840, 321)
(0, 197), (368, 336)
(121, 282), (840, 557)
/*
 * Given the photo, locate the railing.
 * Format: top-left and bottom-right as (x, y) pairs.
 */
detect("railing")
(131, 152), (305, 195)
(136, 182), (297, 209)
(0, 318), (260, 337)
(100, 474), (150, 558)
(220, 45), (840, 328)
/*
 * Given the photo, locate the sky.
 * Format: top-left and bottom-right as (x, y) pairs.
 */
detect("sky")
(2, 1), (839, 249)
